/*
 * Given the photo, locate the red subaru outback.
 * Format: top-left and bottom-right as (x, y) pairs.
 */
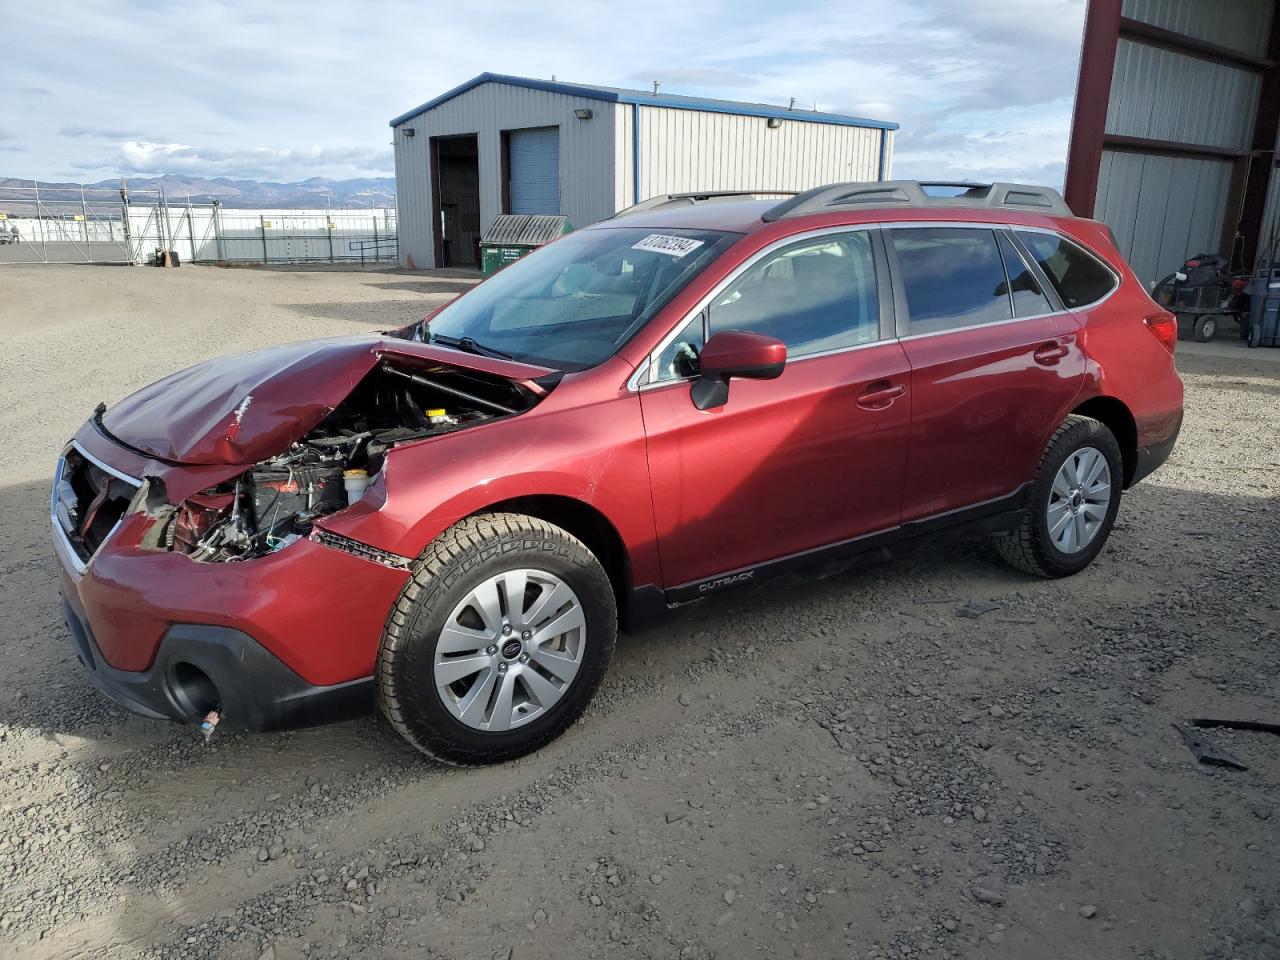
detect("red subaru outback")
(53, 181), (1183, 763)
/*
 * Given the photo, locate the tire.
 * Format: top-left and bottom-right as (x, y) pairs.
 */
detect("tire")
(997, 415), (1124, 578)
(377, 513), (617, 765)
(1193, 315), (1217, 342)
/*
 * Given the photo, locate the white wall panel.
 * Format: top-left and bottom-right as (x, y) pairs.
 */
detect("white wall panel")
(633, 107), (883, 202)
(1106, 39), (1260, 150)
(1122, 0), (1273, 58)
(1095, 148), (1233, 284)
(395, 82), (891, 267)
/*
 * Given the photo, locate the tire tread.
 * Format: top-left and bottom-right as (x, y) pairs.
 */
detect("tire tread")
(997, 415), (1121, 578)
(376, 513), (615, 766)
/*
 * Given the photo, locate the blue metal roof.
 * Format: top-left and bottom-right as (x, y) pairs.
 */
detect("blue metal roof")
(389, 72), (899, 131)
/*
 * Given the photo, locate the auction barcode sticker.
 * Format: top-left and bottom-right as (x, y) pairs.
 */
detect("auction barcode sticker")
(632, 234), (705, 258)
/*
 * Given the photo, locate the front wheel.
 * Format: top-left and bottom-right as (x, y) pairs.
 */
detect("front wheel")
(1193, 314), (1218, 342)
(377, 513), (617, 765)
(997, 415), (1123, 578)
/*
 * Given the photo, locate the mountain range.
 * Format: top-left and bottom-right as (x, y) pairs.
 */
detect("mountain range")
(0, 175), (396, 209)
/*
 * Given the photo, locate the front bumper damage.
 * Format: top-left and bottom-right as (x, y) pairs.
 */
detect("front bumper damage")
(53, 427), (412, 730)
(60, 605), (375, 730)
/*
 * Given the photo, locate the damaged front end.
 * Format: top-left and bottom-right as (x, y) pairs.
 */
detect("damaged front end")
(146, 359), (545, 564)
(53, 338), (563, 729)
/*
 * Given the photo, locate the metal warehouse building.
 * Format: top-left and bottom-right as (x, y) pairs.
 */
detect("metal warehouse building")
(1066, 0), (1280, 285)
(390, 73), (898, 269)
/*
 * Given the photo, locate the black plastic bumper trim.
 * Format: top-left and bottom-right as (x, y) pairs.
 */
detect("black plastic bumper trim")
(664, 485), (1029, 604)
(62, 598), (373, 731)
(1130, 414), (1182, 487)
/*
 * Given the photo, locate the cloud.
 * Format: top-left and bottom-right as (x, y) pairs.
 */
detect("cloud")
(105, 140), (392, 177)
(624, 67), (758, 89)
(59, 125), (144, 140)
(4, 0), (1084, 185)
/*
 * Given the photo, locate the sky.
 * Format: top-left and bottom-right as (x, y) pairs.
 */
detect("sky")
(1, 0), (1087, 188)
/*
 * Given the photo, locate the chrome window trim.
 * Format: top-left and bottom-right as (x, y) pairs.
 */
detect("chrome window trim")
(51, 440), (143, 576)
(634, 337), (892, 394)
(626, 220), (1124, 391)
(889, 223), (1121, 341)
(1006, 225), (1121, 310)
(628, 223), (885, 392)
(897, 312), (1054, 342)
(999, 227), (1065, 314)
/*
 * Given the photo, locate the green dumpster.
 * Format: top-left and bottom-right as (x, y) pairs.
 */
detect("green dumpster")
(479, 214), (572, 275)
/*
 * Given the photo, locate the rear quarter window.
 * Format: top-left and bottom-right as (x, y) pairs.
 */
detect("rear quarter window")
(1016, 232), (1117, 308)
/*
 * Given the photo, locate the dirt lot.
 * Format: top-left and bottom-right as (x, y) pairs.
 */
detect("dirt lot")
(1, 263), (1277, 960)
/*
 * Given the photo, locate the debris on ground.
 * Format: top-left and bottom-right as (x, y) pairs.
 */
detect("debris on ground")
(200, 709), (221, 741)
(1190, 718), (1280, 736)
(1173, 722), (1248, 771)
(956, 599), (1003, 619)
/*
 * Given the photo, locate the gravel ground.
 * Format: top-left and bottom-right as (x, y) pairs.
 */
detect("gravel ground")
(0, 263), (1277, 960)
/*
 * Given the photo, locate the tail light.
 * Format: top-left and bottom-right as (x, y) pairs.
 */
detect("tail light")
(1144, 313), (1177, 354)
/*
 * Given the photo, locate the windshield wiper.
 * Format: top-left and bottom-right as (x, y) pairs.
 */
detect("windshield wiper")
(428, 333), (514, 361)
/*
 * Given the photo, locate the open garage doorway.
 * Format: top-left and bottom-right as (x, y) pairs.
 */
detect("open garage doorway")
(430, 134), (480, 267)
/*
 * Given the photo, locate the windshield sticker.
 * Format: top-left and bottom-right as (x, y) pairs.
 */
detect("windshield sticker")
(632, 234), (705, 258)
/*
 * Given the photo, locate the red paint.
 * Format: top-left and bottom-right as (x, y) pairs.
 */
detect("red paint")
(101, 336), (552, 465)
(900, 312), (1086, 520)
(638, 342), (911, 587)
(57, 197), (1184, 700)
(59, 518), (408, 682)
(1064, 0), (1123, 217)
(697, 330), (787, 378)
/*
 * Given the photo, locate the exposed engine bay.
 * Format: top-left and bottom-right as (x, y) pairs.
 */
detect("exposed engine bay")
(153, 361), (540, 563)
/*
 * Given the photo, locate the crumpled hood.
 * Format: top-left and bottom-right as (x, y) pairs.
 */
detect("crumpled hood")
(100, 335), (554, 466)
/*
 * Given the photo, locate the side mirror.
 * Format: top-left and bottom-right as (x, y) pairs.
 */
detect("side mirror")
(690, 330), (787, 410)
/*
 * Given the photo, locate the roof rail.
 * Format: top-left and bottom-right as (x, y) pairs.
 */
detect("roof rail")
(761, 180), (1072, 221)
(614, 189), (796, 218)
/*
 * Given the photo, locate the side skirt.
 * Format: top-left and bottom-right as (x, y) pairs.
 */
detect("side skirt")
(659, 485), (1030, 607)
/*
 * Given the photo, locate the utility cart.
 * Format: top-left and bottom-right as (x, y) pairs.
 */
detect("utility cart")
(1152, 254), (1249, 343)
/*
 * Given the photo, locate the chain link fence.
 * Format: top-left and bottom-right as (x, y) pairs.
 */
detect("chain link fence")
(0, 180), (397, 266)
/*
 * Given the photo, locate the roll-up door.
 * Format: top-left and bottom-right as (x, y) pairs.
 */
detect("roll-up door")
(508, 127), (561, 215)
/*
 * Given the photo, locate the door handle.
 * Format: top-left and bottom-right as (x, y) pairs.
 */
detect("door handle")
(856, 380), (906, 410)
(1033, 341), (1070, 365)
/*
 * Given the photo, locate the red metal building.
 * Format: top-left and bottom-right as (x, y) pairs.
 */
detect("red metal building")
(1065, 0), (1280, 284)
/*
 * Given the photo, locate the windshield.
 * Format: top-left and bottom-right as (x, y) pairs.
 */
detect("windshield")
(422, 227), (736, 370)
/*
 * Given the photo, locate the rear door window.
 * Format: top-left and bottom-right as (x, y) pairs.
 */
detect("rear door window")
(997, 232), (1054, 317)
(1015, 231), (1117, 308)
(890, 227), (1012, 334)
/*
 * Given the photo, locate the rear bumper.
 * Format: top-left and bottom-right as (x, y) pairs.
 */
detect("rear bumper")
(61, 597), (374, 730)
(1131, 410), (1183, 486)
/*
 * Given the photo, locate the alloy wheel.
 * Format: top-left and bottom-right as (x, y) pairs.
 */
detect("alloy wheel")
(1046, 446), (1111, 554)
(433, 569), (586, 732)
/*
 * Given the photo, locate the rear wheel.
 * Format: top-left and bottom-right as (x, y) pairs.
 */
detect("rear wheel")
(997, 415), (1123, 578)
(377, 513), (617, 765)
(1193, 314), (1217, 342)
